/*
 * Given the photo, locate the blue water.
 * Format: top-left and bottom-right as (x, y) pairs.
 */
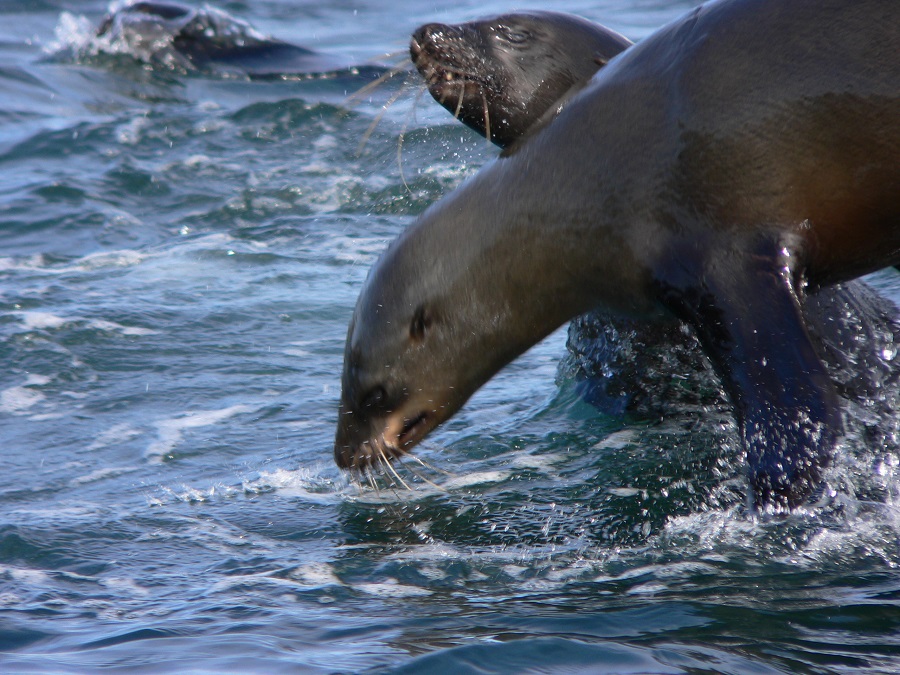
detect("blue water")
(2, 1), (900, 672)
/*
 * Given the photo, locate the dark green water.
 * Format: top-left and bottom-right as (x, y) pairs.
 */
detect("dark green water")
(1, 1), (899, 672)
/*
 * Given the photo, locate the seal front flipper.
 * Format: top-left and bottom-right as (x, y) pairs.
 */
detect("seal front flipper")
(655, 241), (843, 510)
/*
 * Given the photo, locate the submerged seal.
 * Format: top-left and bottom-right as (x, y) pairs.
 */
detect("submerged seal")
(91, 1), (384, 79)
(410, 11), (631, 148)
(336, 0), (900, 508)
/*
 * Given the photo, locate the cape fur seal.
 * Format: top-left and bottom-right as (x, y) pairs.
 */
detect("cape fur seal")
(410, 11), (631, 148)
(336, 0), (900, 509)
(89, 1), (384, 80)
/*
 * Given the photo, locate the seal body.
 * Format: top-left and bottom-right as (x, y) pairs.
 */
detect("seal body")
(94, 2), (381, 79)
(409, 10), (900, 424)
(410, 11), (631, 147)
(336, 0), (900, 508)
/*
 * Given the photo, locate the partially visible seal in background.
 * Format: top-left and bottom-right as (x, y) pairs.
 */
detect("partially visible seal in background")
(408, 10), (900, 418)
(410, 11), (631, 148)
(336, 0), (900, 509)
(88, 1), (385, 80)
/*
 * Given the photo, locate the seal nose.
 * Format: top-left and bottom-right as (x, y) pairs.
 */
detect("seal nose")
(334, 400), (382, 470)
(410, 23), (469, 62)
(410, 23), (442, 63)
(412, 23), (446, 47)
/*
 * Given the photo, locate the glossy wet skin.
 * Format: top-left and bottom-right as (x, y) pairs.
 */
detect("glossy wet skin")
(410, 11), (631, 147)
(337, 0), (900, 507)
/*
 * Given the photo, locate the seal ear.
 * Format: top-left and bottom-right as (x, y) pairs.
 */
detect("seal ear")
(409, 305), (432, 343)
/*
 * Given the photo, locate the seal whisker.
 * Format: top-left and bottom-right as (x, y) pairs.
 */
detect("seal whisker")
(395, 86), (428, 194)
(436, 84), (453, 106)
(453, 86), (465, 120)
(364, 465), (381, 495)
(344, 59), (413, 107)
(378, 440), (413, 491)
(373, 451), (408, 501)
(407, 451), (455, 478)
(356, 79), (412, 156)
(371, 49), (410, 65)
(395, 452), (446, 491)
(481, 91), (491, 143)
(406, 84), (428, 127)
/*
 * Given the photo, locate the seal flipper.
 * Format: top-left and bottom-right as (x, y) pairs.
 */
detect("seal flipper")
(655, 242), (843, 509)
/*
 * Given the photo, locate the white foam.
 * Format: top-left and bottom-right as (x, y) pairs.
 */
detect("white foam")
(115, 115), (151, 145)
(144, 404), (255, 461)
(16, 312), (67, 330)
(610, 487), (644, 498)
(0, 386), (46, 414)
(70, 466), (141, 485)
(444, 470), (510, 489)
(5, 566), (51, 585)
(101, 577), (150, 596)
(355, 580), (432, 598)
(89, 319), (158, 336)
(0, 254), (49, 272)
(47, 11), (95, 54)
(246, 467), (340, 505)
(289, 562), (343, 587)
(594, 429), (640, 450)
(24, 374), (51, 387)
(9, 311), (158, 336)
(627, 582), (668, 595)
(88, 423), (142, 450)
(73, 249), (147, 271)
(509, 452), (562, 471)
(0, 250), (146, 278)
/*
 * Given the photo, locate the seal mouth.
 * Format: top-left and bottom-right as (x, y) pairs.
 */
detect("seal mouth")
(398, 410), (429, 449)
(410, 33), (489, 95)
(335, 408), (434, 471)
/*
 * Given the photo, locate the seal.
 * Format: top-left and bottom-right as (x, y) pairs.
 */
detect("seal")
(91, 1), (384, 80)
(409, 11), (900, 421)
(410, 11), (631, 148)
(335, 0), (900, 509)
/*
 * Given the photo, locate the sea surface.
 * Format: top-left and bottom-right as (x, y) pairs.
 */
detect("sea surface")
(2, 0), (900, 672)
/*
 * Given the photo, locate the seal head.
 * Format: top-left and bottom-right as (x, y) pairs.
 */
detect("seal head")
(410, 11), (631, 147)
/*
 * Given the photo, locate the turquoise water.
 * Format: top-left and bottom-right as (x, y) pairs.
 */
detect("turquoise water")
(2, 1), (900, 672)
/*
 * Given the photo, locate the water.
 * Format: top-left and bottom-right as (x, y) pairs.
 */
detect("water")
(2, 1), (900, 672)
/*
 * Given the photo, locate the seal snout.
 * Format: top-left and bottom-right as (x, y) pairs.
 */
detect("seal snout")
(333, 434), (401, 471)
(410, 23), (482, 88)
(334, 400), (435, 471)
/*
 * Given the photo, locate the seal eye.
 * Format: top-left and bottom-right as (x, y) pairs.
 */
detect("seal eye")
(410, 306), (432, 343)
(361, 385), (387, 411)
(497, 26), (531, 44)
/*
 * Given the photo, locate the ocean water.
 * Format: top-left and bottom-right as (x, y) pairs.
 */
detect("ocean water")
(2, 1), (900, 672)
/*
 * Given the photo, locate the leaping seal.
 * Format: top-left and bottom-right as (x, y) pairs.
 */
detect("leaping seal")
(336, 0), (900, 509)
